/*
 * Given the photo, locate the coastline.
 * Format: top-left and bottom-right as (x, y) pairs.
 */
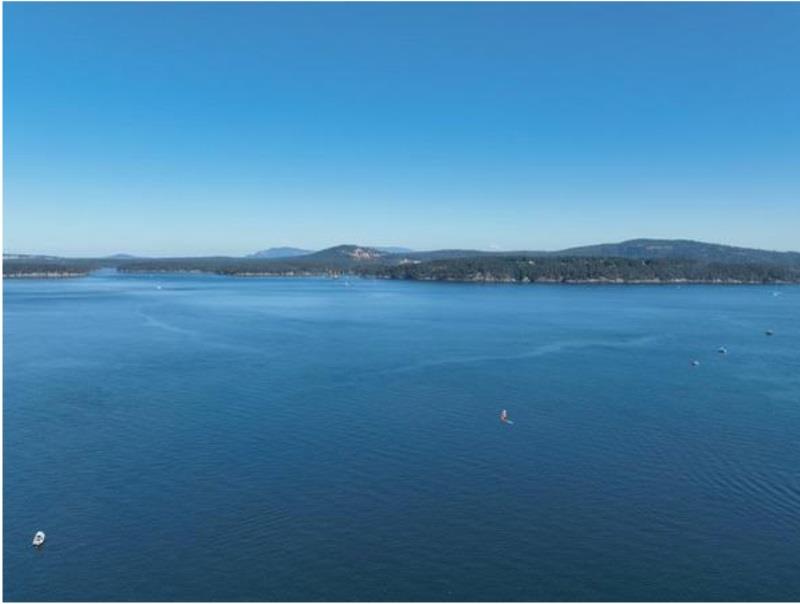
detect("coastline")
(4, 272), (89, 279)
(6, 268), (797, 285)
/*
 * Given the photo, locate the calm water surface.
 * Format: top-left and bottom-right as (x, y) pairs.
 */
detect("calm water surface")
(4, 274), (800, 601)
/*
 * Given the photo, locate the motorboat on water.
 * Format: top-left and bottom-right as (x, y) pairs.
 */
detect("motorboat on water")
(499, 409), (514, 424)
(32, 531), (45, 547)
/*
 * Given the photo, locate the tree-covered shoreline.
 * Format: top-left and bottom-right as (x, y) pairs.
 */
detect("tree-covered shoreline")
(6, 240), (800, 283)
(6, 255), (800, 284)
(368, 256), (800, 284)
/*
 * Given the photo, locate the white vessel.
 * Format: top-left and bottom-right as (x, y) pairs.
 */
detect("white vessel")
(32, 531), (46, 547)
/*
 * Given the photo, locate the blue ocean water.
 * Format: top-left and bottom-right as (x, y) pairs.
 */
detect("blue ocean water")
(4, 274), (800, 601)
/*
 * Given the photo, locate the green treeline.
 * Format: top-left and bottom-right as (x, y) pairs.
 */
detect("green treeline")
(3, 258), (103, 277)
(5, 254), (800, 283)
(368, 256), (800, 283)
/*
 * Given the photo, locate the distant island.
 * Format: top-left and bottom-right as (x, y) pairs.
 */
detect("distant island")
(5, 239), (800, 283)
(247, 247), (314, 259)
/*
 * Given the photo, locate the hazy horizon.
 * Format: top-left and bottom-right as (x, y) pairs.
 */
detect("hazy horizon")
(5, 3), (799, 256)
(5, 235), (800, 259)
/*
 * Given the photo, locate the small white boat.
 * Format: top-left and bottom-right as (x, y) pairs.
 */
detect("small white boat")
(718, 347), (728, 355)
(32, 531), (45, 547)
(691, 360), (700, 367)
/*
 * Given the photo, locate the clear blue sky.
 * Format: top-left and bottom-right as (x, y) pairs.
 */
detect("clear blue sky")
(4, 2), (800, 256)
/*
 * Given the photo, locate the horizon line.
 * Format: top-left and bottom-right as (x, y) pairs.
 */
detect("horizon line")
(5, 237), (800, 259)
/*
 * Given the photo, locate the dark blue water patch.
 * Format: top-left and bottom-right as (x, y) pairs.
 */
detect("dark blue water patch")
(4, 275), (800, 601)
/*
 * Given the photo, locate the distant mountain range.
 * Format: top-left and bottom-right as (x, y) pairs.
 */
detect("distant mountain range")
(248, 246), (413, 258)
(105, 253), (139, 259)
(248, 247), (313, 259)
(3, 253), (62, 260)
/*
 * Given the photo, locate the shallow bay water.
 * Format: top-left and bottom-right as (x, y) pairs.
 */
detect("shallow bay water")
(4, 274), (800, 601)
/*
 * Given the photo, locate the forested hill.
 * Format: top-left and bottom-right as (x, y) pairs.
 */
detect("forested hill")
(556, 239), (800, 266)
(399, 239), (800, 265)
